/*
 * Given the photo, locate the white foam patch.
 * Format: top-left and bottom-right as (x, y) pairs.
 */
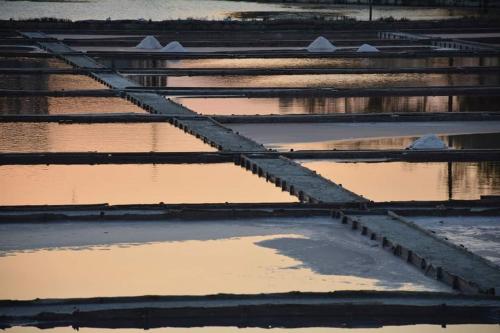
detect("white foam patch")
(407, 134), (449, 150)
(135, 35), (162, 49)
(161, 41), (187, 52)
(306, 36), (336, 53)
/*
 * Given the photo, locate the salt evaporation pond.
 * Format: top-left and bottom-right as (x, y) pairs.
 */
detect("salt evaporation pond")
(0, 123), (216, 153)
(0, 97), (145, 114)
(0, 56), (72, 69)
(263, 133), (500, 151)
(0, 217), (448, 300)
(105, 57), (500, 69)
(0, 164), (297, 205)
(173, 95), (500, 115)
(411, 216), (500, 266)
(0, 74), (107, 91)
(131, 73), (499, 89)
(227, 122), (500, 151)
(300, 161), (500, 202)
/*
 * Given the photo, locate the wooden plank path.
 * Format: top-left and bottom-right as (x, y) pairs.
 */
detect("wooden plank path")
(338, 211), (500, 294)
(20, 30), (363, 203)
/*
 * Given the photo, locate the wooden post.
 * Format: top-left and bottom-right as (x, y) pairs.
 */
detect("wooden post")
(369, 0), (373, 21)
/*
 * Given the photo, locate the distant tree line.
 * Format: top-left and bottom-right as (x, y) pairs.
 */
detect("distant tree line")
(235, 0), (498, 8)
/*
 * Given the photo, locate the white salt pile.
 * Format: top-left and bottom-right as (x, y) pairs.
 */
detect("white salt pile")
(407, 134), (449, 150)
(357, 43), (380, 52)
(136, 36), (162, 49)
(161, 41), (187, 52)
(306, 36), (336, 53)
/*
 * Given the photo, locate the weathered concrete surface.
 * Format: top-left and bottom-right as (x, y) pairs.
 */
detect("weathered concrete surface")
(339, 212), (500, 294)
(239, 155), (366, 204)
(91, 72), (139, 88)
(0, 291), (499, 329)
(125, 93), (195, 116)
(173, 118), (266, 151)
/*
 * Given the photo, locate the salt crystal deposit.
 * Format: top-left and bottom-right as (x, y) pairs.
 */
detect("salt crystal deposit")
(135, 35), (162, 49)
(306, 36), (336, 53)
(407, 134), (449, 150)
(161, 41), (187, 52)
(357, 43), (380, 52)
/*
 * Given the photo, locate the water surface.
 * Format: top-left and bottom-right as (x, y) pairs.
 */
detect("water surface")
(0, 217), (447, 300)
(0, 74), (107, 91)
(0, 163), (296, 205)
(0, 96), (145, 114)
(174, 96), (500, 115)
(0, 123), (215, 152)
(300, 161), (500, 201)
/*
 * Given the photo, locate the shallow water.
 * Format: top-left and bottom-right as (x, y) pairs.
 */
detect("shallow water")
(0, 74), (107, 91)
(175, 95), (500, 115)
(107, 57), (499, 69)
(411, 216), (500, 265)
(300, 161), (500, 202)
(226, 123), (500, 151)
(0, 56), (71, 69)
(132, 73), (499, 89)
(0, 163), (297, 205)
(274, 133), (500, 151)
(4, 325), (500, 333)
(0, 96), (145, 114)
(0, 217), (447, 300)
(0, 122), (215, 152)
(0, 0), (488, 21)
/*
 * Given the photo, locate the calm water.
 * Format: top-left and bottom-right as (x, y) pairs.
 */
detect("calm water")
(0, 164), (296, 205)
(4, 326), (500, 333)
(0, 0), (487, 21)
(0, 217), (446, 300)
(0, 96), (145, 114)
(301, 161), (500, 202)
(0, 56), (71, 69)
(0, 74), (107, 91)
(250, 133), (500, 151)
(173, 96), (500, 115)
(131, 73), (500, 89)
(0, 123), (215, 152)
(107, 57), (500, 69)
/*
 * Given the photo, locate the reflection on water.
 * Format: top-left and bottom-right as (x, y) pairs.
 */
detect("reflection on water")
(0, 164), (297, 205)
(0, 96), (145, 114)
(174, 95), (500, 115)
(4, 325), (500, 333)
(106, 57), (499, 69)
(0, 123), (215, 152)
(132, 73), (499, 89)
(0, 0), (492, 21)
(301, 161), (500, 201)
(0, 56), (71, 69)
(271, 133), (500, 151)
(0, 74), (107, 91)
(0, 217), (446, 300)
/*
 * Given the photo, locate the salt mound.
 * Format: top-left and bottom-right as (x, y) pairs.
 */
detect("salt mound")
(357, 43), (380, 52)
(307, 36), (336, 53)
(407, 134), (449, 150)
(161, 41), (187, 53)
(136, 36), (162, 49)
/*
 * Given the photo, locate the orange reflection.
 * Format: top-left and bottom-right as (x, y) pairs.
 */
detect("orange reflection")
(0, 123), (216, 152)
(0, 164), (297, 205)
